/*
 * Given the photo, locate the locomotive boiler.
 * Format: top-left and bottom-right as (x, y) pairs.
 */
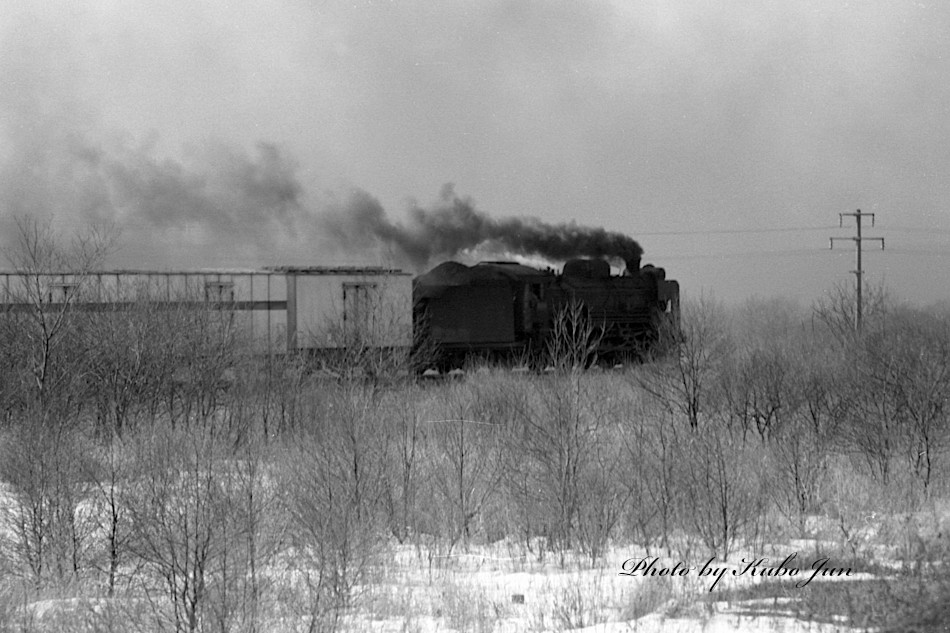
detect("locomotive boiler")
(413, 257), (679, 369)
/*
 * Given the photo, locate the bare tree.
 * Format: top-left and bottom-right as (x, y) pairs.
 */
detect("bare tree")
(544, 297), (603, 371)
(574, 425), (629, 563)
(635, 295), (732, 429)
(678, 419), (765, 559)
(846, 331), (906, 486)
(125, 421), (251, 633)
(241, 353), (310, 437)
(0, 422), (98, 588)
(205, 395), (283, 633)
(381, 385), (429, 543)
(507, 371), (604, 556)
(86, 435), (137, 597)
(720, 344), (796, 440)
(813, 280), (889, 344)
(0, 219), (115, 594)
(148, 300), (241, 429)
(622, 407), (682, 553)
(279, 382), (388, 629)
(766, 410), (829, 532)
(1, 217), (115, 411)
(430, 385), (502, 550)
(869, 309), (950, 490)
(83, 299), (172, 437)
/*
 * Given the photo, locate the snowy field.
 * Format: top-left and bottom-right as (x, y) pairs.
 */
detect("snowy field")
(0, 479), (931, 633)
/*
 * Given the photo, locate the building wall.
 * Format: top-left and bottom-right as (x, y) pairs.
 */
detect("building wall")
(291, 271), (413, 349)
(0, 268), (412, 353)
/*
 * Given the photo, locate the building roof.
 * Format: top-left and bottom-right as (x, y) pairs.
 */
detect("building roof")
(0, 266), (410, 276)
(264, 266), (410, 275)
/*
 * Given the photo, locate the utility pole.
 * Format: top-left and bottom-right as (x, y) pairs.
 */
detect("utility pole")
(830, 209), (884, 331)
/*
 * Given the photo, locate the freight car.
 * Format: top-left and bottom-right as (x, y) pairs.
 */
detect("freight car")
(0, 266), (414, 354)
(413, 257), (679, 369)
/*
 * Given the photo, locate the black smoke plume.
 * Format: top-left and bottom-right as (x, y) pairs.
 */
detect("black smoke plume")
(1, 124), (642, 272)
(323, 184), (643, 271)
(0, 134), (318, 267)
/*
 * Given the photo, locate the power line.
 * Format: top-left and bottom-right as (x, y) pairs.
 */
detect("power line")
(886, 248), (950, 257)
(659, 246), (901, 260)
(881, 225), (950, 236)
(637, 225), (836, 237)
(660, 248), (824, 260)
(642, 224), (950, 238)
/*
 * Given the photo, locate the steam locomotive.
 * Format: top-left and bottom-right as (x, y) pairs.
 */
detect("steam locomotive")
(413, 256), (679, 369)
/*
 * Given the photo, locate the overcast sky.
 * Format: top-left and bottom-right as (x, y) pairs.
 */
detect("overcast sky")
(1, 0), (948, 304)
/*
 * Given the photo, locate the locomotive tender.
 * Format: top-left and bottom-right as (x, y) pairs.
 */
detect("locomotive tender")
(413, 257), (679, 368)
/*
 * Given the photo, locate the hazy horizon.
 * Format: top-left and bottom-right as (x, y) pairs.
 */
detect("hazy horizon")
(2, 1), (948, 304)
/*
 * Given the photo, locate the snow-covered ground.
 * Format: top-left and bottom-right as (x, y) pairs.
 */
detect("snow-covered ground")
(0, 478), (935, 632)
(0, 528), (881, 632)
(310, 540), (872, 633)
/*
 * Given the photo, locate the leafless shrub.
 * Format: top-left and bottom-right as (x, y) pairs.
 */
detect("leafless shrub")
(544, 298), (603, 371)
(83, 437), (138, 598)
(620, 405), (681, 553)
(877, 311), (950, 491)
(157, 304), (242, 428)
(82, 301), (179, 437)
(540, 575), (617, 632)
(716, 338), (834, 533)
(621, 574), (675, 620)
(204, 434), (281, 633)
(440, 579), (508, 633)
(501, 370), (631, 562)
(226, 353), (314, 438)
(508, 372), (593, 556)
(635, 295), (732, 429)
(719, 344), (797, 440)
(123, 421), (257, 633)
(278, 383), (388, 630)
(819, 462), (887, 565)
(0, 580), (30, 633)
(677, 418), (766, 559)
(813, 280), (889, 345)
(0, 420), (98, 589)
(574, 431), (629, 563)
(484, 304), (636, 560)
(766, 417), (830, 535)
(379, 384), (430, 543)
(826, 307), (950, 491)
(81, 289), (243, 435)
(427, 385), (503, 551)
(0, 217), (116, 414)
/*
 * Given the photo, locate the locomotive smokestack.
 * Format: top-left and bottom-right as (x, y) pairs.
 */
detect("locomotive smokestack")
(323, 183), (644, 270)
(624, 255), (641, 276)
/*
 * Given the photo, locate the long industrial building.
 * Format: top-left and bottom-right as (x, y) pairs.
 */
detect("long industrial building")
(0, 266), (414, 352)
